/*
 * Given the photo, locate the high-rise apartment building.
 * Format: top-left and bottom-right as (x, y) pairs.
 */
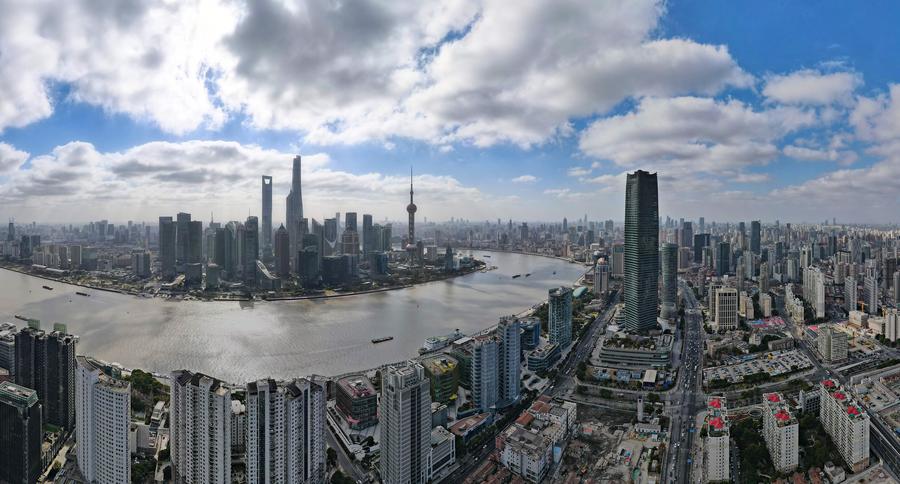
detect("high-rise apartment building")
(865, 274), (879, 314)
(286, 155), (304, 272)
(0, 382), (42, 484)
(170, 370), (232, 484)
(623, 170), (659, 333)
(75, 357), (131, 484)
(713, 287), (738, 331)
(261, 175), (273, 262)
(15, 323), (77, 430)
(660, 243), (678, 320)
(885, 309), (900, 343)
(804, 266), (825, 319)
(818, 325), (848, 363)
(548, 286), (573, 348)
(704, 397), (730, 482)
(845, 276), (857, 313)
(380, 361), (431, 484)
(246, 377), (326, 484)
(498, 317), (521, 405)
(471, 338), (499, 411)
(762, 392), (798, 473)
(819, 379), (870, 473)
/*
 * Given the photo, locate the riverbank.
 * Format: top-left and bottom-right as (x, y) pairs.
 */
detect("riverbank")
(1, 261), (484, 303)
(470, 247), (578, 264)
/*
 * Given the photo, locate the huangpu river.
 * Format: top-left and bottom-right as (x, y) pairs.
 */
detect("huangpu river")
(0, 251), (585, 383)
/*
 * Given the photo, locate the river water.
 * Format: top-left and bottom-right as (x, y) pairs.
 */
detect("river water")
(0, 251), (585, 383)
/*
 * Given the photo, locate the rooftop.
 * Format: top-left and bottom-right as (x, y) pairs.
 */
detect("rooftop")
(337, 375), (376, 398)
(0, 382), (38, 407)
(821, 380), (868, 422)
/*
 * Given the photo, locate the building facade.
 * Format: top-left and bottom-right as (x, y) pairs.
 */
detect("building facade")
(762, 392), (798, 473)
(170, 370), (232, 484)
(819, 379), (870, 473)
(0, 382), (42, 484)
(548, 287), (573, 348)
(75, 357), (131, 484)
(380, 361), (431, 484)
(623, 170), (659, 332)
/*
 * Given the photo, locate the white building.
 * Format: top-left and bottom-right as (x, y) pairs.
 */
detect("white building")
(820, 379), (870, 473)
(380, 361), (432, 484)
(739, 293), (754, 319)
(845, 276), (858, 313)
(885, 309), (900, 343)
(498, 317), (521, 405)
(818, 325), (848, 363)
(804, 266), (826, 319)
(762, 392), (798, 473)
(471, 337), (499, 411)
(760, 293), (773, 318)
(170, 370), (232, 484)
(785, 284), (805, 324)
(865, 274), (879, 314)
(498, 396), (576, 483)
(75, 357), (131, 484)
(714, 287), (738, 331)
(246, 378), (327, 484)
(429, 426), (456, 479)
(704, 396), (729, 483)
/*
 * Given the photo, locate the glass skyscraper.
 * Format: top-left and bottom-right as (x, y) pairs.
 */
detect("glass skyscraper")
(623, 170), (659, 333)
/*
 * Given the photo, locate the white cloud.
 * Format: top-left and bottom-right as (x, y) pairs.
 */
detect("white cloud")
(851, 84), (900, 143)
(0, 142), (29, 174)
(511, 175), (538, 183)
(578, 96), (814, 178)
(567, 166), (592, 177)
(763, 69), (862, 106)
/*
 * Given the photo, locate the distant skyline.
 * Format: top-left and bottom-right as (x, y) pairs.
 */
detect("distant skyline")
(2, 1), (900, 223)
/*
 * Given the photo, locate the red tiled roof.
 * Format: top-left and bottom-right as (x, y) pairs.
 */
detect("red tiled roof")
(834, 392), (846, 400)
(767, 393), (781, 403)
(709, 398), (722, 409)
(516, 413), (534, 426)
(822, 379), (835, 388)
(709, 417), (725, 430)
(848, 406), (860, 416)
(775, 410), (791, 421)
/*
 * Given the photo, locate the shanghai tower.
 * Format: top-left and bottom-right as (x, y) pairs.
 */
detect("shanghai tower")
(286, 155), (303, 271)
(623, 170), (659, 333)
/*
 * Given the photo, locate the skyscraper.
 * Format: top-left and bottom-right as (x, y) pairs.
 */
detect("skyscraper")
(76, 357), (131, 484)
(246, 378), (326, 484)
(751, 220), (761, 255)
(0, 383), (42, 484)
(176, 212), (192, 267)
(716, 241), (731, 277)
(660, 243), (678, 320)
(170, 370), (232, 484)
(623, 170), (659, 333)
(362, 214), (374, 258)
(498, 317), (521, 405)
(548, 287), (573, 348)
(380, 361), (431, 484)
(274, 224), (290, 278)
(286, 155), (303, 271)
(471, 338), (499, 411)
(15, 323), (77, 430)
(189, 220), (203, 263)
(242, 216), (259, 284)
(159, 216), (176, 279)
(261, 175), (273, 262)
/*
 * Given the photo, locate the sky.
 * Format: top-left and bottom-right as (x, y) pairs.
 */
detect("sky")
(1, 0), (900, 225)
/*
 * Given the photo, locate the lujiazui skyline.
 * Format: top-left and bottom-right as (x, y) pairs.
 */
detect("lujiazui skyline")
(2, 0), (900, 224)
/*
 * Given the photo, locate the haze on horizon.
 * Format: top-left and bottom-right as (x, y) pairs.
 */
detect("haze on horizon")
(1, 0), (899, 224)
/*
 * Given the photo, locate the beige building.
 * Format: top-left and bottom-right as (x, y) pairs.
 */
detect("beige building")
(820, 379), (870, 473)
(704, 396), (730, 482)
(762, 392), (798, 473)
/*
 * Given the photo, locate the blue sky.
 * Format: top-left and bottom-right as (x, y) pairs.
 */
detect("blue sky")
(1, 0), (899, 224)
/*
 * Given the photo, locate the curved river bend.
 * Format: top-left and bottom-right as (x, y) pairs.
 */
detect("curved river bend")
(0, 251), (584, 382)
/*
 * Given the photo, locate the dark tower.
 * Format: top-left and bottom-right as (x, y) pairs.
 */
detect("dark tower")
(262, 175), (273, 261)
(623, 170), (659, 333)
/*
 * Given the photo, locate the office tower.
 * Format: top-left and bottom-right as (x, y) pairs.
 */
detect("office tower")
(274, 225), (290, 278)
(865, 274), (879, 314)
(611, 243), (625, 276)
(819, 379), (870, 473)
(335, 375), (378, 430)
(242, 216), (259, 283)
(759, 261), (770, 293)
(70, 244), (82, 269)
(760, 293), (773, 317)
(715, 241), (731, 277)
(845, 276), (857, 312)
(693, 233), (710, 264)
(803, 267), (825, 319)
(170, 370), (232, 484)
(176, 212), (191, 266)
(660, 243), (678, 320)
(323, 218), (338, 257)
(422, 355), (459, 405)
(380, 361), (431, 484)
(893, 271), (900, 302)
(623, 170), (659, 333)
(6, 220), (13, 242)
(471, 338), (499, 411)
(498, 317), (521, 405)
(189, 220), (203, 263)
(680, 221), (693, 248)
(261, 175), (273, 261)
(362, 214), (374, 258)
(246, 378), (326, 484)
(884, 309), (900, 342)
(344, 212), (358, 233)
(818, 325), (848, 363)
(286, 156), (304, 271)
(0, 383), (42, 484)
(76, 357), (131, 484)
(704, 397), (729, 482)
(762, 393), (798, 473)
(15, 324), (77, 430)
(713, 287), (738, 331)
(159, 216), (176, 279)
(750, 220), (761, 255)
(548, 287), (573, 348)
(593, 261), (609, 295)
(341, 229), (360, 257)
(0, 323), (15, 374)
(407, 168), (417, 247)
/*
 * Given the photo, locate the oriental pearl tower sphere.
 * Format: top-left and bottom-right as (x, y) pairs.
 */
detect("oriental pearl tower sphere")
(406, 167), (418, 261)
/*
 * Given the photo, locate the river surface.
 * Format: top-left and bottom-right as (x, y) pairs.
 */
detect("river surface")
(0, 251), (585, 383)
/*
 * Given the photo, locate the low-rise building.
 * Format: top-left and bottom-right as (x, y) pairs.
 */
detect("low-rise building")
(422, 355), (459, 405)
(820, 379), (870, 473)
(496, 396), (577, 483)
(429, 426), (456, 478)
(335, 375), (378, 430)
(527, 343), (560, 372)
(595, 334), (673, 370)
(762, 392), (798, 473)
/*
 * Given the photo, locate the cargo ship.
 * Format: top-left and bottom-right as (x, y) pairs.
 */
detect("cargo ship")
(14, 315), (29, 321)
(42, 285), (53, 290)
(512, 274), (521, 279)
(372, 336), (394, 344)
(76, 291), (90, 297)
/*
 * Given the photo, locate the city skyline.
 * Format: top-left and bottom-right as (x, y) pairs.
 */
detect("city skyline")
(2, 1), (900, 223)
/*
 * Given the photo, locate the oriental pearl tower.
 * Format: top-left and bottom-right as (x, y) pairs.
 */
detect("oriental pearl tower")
(406, 167), (418, 262)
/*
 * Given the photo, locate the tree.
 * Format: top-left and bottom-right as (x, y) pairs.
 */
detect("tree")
(327, 447), (338, 468)
(331, 471), (356, 484)
(646, 392), (660, 404)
